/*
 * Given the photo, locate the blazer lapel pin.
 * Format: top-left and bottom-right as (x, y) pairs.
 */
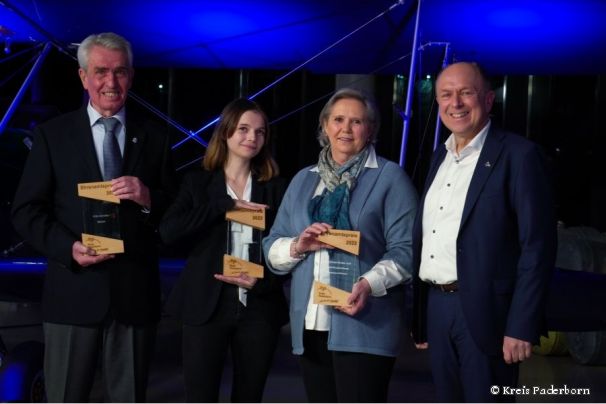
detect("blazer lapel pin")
(132, 137), (138, 144)
(484, 161), (491, 168)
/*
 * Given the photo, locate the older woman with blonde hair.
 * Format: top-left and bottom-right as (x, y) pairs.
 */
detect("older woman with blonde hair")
(263, 88), (418, 402)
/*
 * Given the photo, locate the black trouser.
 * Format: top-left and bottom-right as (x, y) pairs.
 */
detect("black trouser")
(299, 330), (396, 403)
(182, 287), (281, 402)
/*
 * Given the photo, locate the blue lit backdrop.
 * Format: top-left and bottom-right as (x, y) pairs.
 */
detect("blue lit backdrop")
(1, 0), (605, 74)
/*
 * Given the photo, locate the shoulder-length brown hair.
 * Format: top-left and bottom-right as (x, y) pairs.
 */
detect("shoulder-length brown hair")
(203, 98), (279, 181)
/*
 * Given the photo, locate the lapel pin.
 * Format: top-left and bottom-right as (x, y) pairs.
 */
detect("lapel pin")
(484, 161), (491, 168)
(132, 137), (138, 144)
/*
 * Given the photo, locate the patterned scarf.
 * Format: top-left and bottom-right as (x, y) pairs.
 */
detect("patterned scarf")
(308, 145), (369, 292)
(308, 145), (370, 229)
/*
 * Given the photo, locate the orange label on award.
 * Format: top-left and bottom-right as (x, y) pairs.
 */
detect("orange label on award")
(82, 233), (124, 254)
(223, 254), (264, 278)
(77, 181), (120, 204)
(225, 208), (265, 230)
(313, 281), (351, 306)
(317, 229), (360, 255)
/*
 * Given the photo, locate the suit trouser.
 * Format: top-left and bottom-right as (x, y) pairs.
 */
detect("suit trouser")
(181, 287), (281, 403)
(299, 330), (396, 403)
(426, 288), (518, 403)
(43, 320), (156, 402)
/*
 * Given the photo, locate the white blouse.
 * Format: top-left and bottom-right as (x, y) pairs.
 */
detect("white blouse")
(226, 173), (254, 306)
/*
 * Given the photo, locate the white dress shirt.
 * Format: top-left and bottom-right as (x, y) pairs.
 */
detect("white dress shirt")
(419, 122), (490, 284)
(226, 173), (254, 306)
(267, 147), (410, 331)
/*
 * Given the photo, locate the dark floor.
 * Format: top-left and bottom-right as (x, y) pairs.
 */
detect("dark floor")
(141, 317), (436, 403)
(139, 317), (606, 403)
(3, 301), (606, 403)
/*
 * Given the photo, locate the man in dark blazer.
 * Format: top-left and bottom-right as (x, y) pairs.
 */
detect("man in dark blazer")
(411, 62), (557, 402)
(11, 32), (175, 402)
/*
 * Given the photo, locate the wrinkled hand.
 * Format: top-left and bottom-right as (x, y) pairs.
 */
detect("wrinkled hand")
(72, 241), (114, 267)
(294, 222), (334, 255)
(503, 336), (532, 364)
(214, 273), (257, 289)
(111, 176), (151, 208)
(232, 199), (269, 211)
(337, 278), (371, 316)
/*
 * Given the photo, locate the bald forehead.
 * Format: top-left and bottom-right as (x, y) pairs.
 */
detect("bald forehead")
(436, 62), (488, 93)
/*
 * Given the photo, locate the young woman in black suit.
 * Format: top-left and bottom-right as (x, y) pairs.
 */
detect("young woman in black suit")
(159, 98), (289, 402)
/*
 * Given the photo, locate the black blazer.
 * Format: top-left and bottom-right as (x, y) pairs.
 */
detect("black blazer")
(11, 106), (176, 326)
(160, 168), (289, 327)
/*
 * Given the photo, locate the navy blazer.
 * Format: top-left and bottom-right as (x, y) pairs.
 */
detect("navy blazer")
(411, 125), (557, 355)
(11, 105), (176, 325)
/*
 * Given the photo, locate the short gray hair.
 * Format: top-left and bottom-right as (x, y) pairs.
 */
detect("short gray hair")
(77, 32), (133, 71)
(317, 88), (380, 147)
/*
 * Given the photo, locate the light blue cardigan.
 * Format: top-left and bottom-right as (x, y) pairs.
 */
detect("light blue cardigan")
(262, 155), (418, 357)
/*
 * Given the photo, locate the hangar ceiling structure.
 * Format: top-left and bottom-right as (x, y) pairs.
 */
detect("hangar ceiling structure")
(1, 0), (605, 75)
(1, 0), (606, 163)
